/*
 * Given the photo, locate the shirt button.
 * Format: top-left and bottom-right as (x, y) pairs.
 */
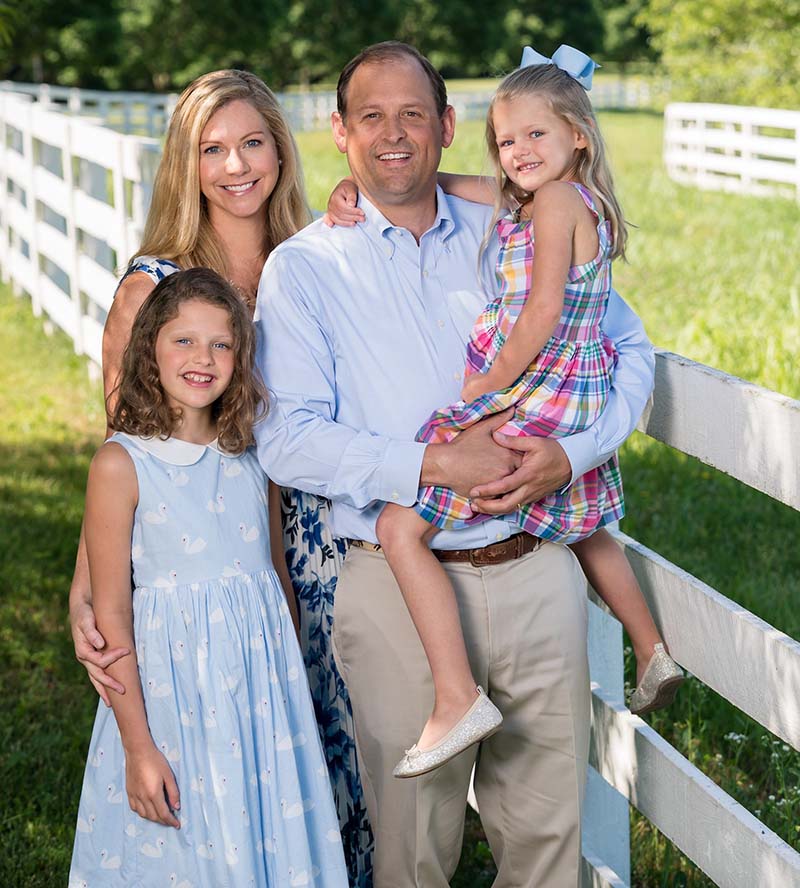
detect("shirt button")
(422, 270), (429, 278)
(437, 319), (445, 329)
(385, 246), (392, 257)
(391, 491), (400, 501)
(453, 372), (461, 382)
(495, 532), (503, 541)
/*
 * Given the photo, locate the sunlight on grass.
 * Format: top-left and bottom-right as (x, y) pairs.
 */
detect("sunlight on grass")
(2, 110), (798, 885)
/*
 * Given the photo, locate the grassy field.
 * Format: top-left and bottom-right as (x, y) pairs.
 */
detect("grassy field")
(1, 111), (798, 885)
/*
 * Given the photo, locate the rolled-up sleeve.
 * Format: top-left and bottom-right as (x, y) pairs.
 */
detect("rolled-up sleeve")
(559, 290), (655, 483)
(254, 249), (426, 508)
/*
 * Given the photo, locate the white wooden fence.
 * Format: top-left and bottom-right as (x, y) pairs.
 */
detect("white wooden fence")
(664, 103), (800, 202)
(0, 89), (161, 366)
(581, 352), (800, 887)
(2, 81), (799, 886)
(1, 76), (663, 136)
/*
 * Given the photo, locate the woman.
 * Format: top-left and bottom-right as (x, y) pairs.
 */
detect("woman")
(68, 68), (373, 887)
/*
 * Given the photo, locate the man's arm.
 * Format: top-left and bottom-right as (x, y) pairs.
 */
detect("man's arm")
(470, 290), (654, 514)
(254, 249), (519, 504)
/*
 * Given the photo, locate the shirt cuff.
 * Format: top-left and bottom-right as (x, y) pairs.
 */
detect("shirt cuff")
(379, 440), (427, 506)
(559, 428), (606, 486)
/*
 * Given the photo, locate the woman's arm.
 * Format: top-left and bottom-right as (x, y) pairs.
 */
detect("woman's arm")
(69, 271), (157, 703)
(462, 182), (578, 400)
(102, 272), (156, 417)
(86, 443), (180, 827)
(268, 480), (301, 637)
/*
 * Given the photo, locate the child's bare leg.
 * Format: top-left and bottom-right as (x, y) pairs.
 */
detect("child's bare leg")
(376, 503), (478, 750)
(570, 528), (663, 683)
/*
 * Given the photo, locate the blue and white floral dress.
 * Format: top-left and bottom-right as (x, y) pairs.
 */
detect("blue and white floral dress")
(70, 433), (348, 886)
(109, 257), (374, 886)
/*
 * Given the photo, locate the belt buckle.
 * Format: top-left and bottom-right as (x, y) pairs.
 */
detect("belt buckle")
(468, 547), (483, 568)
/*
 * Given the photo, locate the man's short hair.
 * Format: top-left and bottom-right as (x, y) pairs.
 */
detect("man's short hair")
(336, 41), (448, 120)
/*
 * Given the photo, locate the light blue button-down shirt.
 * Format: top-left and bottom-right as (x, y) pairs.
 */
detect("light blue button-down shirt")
(254, 188), (654, 548)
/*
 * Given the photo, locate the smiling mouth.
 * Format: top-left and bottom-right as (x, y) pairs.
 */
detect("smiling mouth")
(516, 162), (542, 172)
(183, 372), (214, 384)
(222, 181), (258, 193)
(377, 152), (412, 161)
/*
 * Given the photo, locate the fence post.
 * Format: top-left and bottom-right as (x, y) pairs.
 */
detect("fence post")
(63, 113), (84, 355)
(0, 93), (7, 285)
(21, 99), (43, 316)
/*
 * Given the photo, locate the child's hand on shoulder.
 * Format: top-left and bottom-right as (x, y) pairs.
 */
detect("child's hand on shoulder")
(323, 177), (365, 227)
(125, 744), (181, 828)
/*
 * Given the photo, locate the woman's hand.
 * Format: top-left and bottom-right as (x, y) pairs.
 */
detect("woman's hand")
(70, 595), (130, 704)
(125, 745), (181, 828)
(69, 532), (130, 705)
(323, 177), (365, 227)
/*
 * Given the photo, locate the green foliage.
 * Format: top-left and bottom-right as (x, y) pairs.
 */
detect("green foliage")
(602, 0), (655, 65)
(639, 0), (800, 108)
(0, 0), (605, 90)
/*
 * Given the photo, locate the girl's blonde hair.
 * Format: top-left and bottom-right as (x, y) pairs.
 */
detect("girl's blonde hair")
(135, 69), (311, 282)
(110, 268), (268, 454)
(485, 63), (627, 260)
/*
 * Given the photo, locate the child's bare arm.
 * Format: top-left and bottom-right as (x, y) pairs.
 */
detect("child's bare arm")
(437, 172), (497, 206)
(268, 480), (301, 636)
(85, 443), (180, 827)
(463, 182), (580, 399)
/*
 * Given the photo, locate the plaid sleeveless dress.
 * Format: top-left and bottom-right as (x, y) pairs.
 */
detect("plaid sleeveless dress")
(415, 183), (624, 543)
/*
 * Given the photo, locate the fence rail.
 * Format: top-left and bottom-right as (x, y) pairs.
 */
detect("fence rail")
(664, 102), (800, 202)
(1, 77), (664, 136)
(2, 81), (798, 886)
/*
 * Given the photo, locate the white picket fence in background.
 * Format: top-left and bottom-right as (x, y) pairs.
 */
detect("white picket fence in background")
(664, 103), (800, 201)
(1, 76), (663, 136)
(1, 81), (799, 886)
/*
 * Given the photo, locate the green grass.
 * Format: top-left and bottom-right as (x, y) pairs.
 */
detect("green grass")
(2, 111), (799, 884)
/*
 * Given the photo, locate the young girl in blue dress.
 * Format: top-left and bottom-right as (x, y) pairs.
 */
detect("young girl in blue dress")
(70, 268), (348, 887)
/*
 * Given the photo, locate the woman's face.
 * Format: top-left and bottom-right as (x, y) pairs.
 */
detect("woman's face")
(198, 99), (280, 225)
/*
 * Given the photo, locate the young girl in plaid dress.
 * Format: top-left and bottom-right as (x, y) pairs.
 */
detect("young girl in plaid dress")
(376, 47), (683, 778)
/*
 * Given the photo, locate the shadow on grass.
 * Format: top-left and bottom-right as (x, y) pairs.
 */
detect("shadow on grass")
(0, 437), (97, 887)
(1, 433), (797, 885)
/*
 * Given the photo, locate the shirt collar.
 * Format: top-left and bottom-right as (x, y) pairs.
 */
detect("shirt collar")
(129, 434), (243, 466)
(357, 186), (456, 247)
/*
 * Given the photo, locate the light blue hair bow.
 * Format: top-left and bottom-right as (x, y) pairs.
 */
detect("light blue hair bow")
(519, 44), (599, 91)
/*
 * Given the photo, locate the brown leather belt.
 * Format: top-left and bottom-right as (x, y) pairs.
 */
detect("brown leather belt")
(349, 533), (541, 567)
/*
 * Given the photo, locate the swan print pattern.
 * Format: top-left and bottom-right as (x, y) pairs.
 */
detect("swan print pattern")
(69, 433), (348, 887)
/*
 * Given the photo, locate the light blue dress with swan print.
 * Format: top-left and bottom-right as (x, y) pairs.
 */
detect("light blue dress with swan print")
(69, 432), (348, 887)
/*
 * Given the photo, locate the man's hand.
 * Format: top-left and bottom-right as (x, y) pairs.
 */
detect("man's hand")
(70, 595), (129, 706)
(469, 433), (571, 514)
(422, 409), (522, 497)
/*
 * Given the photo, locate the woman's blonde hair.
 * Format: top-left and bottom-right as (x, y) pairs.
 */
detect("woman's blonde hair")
(110, 268), (268, 454)
(485, 64), (627, 260)
(135, 69), (311, 282)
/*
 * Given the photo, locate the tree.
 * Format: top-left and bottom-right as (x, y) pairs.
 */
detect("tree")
(640, 0), (800, 108)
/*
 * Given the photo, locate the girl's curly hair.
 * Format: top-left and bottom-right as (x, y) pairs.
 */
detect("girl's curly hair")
(109, 268), (268, 454)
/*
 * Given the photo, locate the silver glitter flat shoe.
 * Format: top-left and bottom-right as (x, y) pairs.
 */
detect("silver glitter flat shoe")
(392, 687), (503, 779)
(629, 643), (684, 715)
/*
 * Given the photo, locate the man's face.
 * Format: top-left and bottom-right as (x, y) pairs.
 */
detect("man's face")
(332, 56), (455, 211)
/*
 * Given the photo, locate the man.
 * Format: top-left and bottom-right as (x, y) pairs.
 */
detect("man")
(255, 42), (653, 887)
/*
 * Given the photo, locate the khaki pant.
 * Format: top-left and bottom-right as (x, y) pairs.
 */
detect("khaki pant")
(332, 542), (590, 888)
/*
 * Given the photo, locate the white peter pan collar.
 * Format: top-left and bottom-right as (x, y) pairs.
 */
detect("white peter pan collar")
(122, 432), (244, 466)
